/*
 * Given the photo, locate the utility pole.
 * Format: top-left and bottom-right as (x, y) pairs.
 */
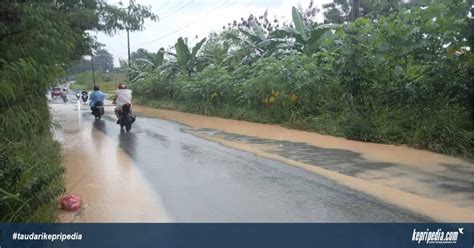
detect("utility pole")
(352, 0), (360, 21)
(470, 0), (474, 17)
(91, 54), (96, 88)
(127, 28), (131, 67)
(126, 0), (132, 81)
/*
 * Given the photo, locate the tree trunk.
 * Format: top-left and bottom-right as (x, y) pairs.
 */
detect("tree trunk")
(352, 0), (360, 21)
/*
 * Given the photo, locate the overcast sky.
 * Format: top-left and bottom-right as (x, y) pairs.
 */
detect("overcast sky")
(94, 0), (333, 66)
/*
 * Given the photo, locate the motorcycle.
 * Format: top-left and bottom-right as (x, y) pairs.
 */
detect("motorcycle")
(62, 91), (68, 103)
(81, 92), (88, 103)
(117, 103), (135, 131)
(92, 101), (104, 120)
(75, 92), (80, 100)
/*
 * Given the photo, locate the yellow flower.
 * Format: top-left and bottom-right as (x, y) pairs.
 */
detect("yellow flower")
(290, 93), (298, 103)
(269, 96), (276, 103)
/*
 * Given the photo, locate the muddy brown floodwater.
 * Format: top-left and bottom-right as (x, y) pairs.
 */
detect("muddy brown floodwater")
(51, 102), (170, 222)
(133, 106), (470, 169)
(133, 105), (474, 222)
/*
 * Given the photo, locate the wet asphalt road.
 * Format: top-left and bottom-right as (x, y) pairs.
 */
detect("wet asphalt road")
(66, 102), (428, 223)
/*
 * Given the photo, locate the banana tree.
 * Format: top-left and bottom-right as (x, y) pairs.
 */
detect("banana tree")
(124, 48), (166, 84)
(149, 48), (165, 67)
(133, 48), (165, 69)
(225, 21), (291, 65)
(175, 37), (207, 77)
(272, 7), (337, 55)
(123, 59), (148, 84)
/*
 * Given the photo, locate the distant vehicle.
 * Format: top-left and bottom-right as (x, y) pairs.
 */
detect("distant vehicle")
(74, 89), (81, 100)
(81, 91), (88, 103)
(51, 87), (62, 98)
(61, 89), (68, 103)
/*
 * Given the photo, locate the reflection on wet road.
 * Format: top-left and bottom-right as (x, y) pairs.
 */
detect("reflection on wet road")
(52, 100), (170, 222)
(192, 129), (474, 203)
(72, 108), (427, 222)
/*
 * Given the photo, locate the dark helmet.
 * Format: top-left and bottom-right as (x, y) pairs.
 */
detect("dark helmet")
(118, 83), (127, 89)
(94, 86), (100, 91)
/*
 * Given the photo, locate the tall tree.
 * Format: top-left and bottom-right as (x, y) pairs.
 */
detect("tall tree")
(94, 48), (114, 72)
(130, 48), (151, 60)
(323, 0), (403, 23)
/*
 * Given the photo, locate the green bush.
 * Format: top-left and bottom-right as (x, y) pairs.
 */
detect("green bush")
(180, 65), (236, 105)
(1, 0), (156, 223)
(340, 106), (377, 142)
(0, 138), (64, 222)
(410, 104), (473, 156)
(132, 0), (473, 158)
(0, 60), (65, 222)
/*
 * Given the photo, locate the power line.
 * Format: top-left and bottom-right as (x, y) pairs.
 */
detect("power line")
(157, 1), (185, 14)
(133, 0), (233, 47)
(160, 0), (197, 20)
(155, 0), (171, 12)
(157, 0), (194, 19)
(133, 0), (250, 48)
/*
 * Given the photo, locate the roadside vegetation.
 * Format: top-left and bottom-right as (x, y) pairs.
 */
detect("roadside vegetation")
(72, 71), (125, 93)
(68, 49), (125, 93)
(0, 0), (156, 222)
(129, 0), (474, 157)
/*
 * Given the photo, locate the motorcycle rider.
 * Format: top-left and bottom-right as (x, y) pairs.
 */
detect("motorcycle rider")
(89, 86), (106, 113)
(113, 83), (133, 124)
(81, 88), (88, 102)
(61, 88), (68, 102)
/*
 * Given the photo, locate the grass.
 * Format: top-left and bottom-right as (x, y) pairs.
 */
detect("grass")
(0, 136), (65, 222)
(70, 81), (118, 94)
(135, 96), (473, 159)
(134, 97), (277, 124)
(71, 71), (125, 94)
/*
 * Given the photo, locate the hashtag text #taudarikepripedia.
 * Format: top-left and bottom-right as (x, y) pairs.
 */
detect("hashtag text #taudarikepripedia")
(12, 232), (82, 242)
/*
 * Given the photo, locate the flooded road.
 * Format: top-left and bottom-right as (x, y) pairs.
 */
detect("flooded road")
(51, 99), (170, 222)
(50, 97), (429, 222)
(134, 105), (474, 222)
